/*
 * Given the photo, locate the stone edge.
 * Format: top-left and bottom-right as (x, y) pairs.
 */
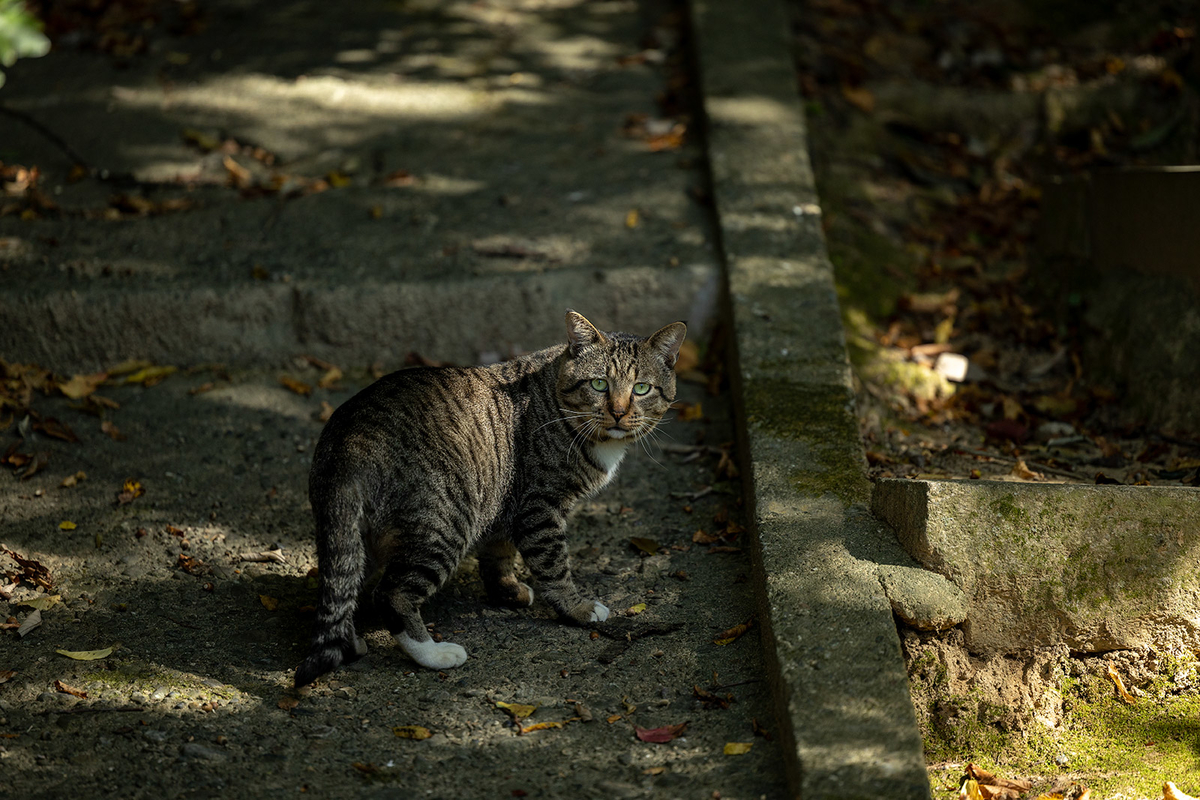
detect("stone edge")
(688, 0), (933, 797)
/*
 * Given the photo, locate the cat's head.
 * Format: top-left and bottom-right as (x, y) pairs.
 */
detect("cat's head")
(556, 310), (687, 444)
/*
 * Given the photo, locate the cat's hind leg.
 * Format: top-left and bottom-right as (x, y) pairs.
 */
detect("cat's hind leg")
(479, 539), (534, 608)
(377, 560), (468, 670)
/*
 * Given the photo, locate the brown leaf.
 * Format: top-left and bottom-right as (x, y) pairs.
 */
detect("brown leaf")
(58, 373), (107, 400)
(1106, 663), (1136, 704)
(629, 537), (660, 555)
(840, 84), (875, 112)
(279, 376), (312, 396)
(54, 679), (88, 699)
(965, 763), (1033, 792)
(517, 718), (575, 734)
(115, 479), (144, 505)
(0, 670), (14, 683)
(61, 471), (87, 488)
(34, 417), (78, 443)
(100, 420), (125, 441)
(751, 717), (772, 740)
(1, 546), (53, 590)
(351, 762), (379, 775)
(392, 725), (432, 740)
(1009, 459), (1040, 481)
(259, 594), (279, 611)
(177, 553), (211, 576)
(693, 685), (731, 710)
(278, 696), (299, 710)
(692, 529), (720, 544)
(714, 618), (753, 646)
(317, 367), (343, 389)
(635, 722), (687, 743)
(318, 401), (335, 423)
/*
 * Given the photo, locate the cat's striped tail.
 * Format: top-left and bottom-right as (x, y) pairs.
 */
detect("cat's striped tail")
(294, 496), (367, 688)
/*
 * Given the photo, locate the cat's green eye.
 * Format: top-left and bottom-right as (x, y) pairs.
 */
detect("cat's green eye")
(632, 382), (651, 396)
(590, 378), (608, 392)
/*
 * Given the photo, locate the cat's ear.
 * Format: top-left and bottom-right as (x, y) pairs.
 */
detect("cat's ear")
(647, 321), (687, 368)
(565, 310), (606, 355)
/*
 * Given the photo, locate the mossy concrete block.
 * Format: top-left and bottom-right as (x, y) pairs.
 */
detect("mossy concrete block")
(878, 564), (969, 631)
(873, 478), (1200, 655)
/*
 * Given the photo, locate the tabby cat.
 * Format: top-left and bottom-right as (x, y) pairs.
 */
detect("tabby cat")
(294, 310), (686, 687)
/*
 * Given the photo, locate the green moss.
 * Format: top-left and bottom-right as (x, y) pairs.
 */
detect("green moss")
(921, 664), (1200, 798)
(988, 494), (1028, 525)
(742, 377), (870, 505)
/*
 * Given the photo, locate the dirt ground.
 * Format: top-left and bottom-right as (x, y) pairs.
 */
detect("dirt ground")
(0, 362), (786, 799)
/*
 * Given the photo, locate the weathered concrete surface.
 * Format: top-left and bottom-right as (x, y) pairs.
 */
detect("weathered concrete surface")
(690, 0), (935, 796)
(0, 0), (718, 370)
(874, 478), (1200, 655)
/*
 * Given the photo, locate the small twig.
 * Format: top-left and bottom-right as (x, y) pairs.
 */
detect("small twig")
(0, 104), (90, 168)
(669, 485), (714, 501)
(159, 613), (199, 630)
(657, 443), (716, 454)
(952, 447), (1078, 480)
(709, 678), (761, 691)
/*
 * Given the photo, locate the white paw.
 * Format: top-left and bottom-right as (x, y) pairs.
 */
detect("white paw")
(395, 632), (469, 670)
(589, 602), (610, 623)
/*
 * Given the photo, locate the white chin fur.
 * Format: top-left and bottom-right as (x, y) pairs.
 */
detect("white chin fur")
(395, 632), (468, 670)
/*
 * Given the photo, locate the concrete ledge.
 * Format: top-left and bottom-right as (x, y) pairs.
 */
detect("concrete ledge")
(690, 0), (932, 796)
(0, 266), (717, 371)
(874, 478), (1200, 655)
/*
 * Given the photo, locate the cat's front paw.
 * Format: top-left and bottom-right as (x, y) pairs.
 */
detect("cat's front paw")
(565, 599), (610, 624)
(395, 633), (469, 670)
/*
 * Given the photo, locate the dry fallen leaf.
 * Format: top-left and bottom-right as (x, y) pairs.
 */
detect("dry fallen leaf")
(60, 471), (86, 488)
(0, 670), (15, 683)
(626, 603), (647, 616)
(123, 365), (177, 387)
(54, 679), (88, 699)
(58, 520), (77, 530)
(1009, 459), (1041, 481)
(393, 725), (432, 740)
(714, 618), (754, 646)
(495, 700), (538, 720)
(19, 595), (60, 610)
(723, 742), (753, 755)
(629, 537), (659, 556)
(259, 595), (280, 611)
(606, 713), (623, 724)
(1, 546), (53, 590)
(116, 479), (144, 505)
(317, 367), (343, 389)
(635, 722), (687, 743)
(56, 645), (114, 661)
(279, 376), (313, 396)
(1107, 663), (1136, 704)
(318, 401), (335, 423)
(1163, 782), (1199, 800)
(625, 209), (640, 228)
(17, 614), (40, 638)
(692, 529), (721, 545)
(100, 420), (125, 441)
(841, 83), (875, 112)
(239, 549), (286, 564)
(58, 372), (107, 400)
(518, 719), (575, 734)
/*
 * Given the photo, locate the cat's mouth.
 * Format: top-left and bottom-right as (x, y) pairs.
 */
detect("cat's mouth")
(604, 428), (629, 440)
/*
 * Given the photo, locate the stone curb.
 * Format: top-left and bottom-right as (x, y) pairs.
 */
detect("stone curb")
(688, 0), (933, 797)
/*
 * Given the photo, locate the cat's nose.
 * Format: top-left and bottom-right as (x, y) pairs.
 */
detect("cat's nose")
(610, 406), (627, 420)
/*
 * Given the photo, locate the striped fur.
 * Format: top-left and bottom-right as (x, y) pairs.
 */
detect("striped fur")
(294, 311), (686, 687)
